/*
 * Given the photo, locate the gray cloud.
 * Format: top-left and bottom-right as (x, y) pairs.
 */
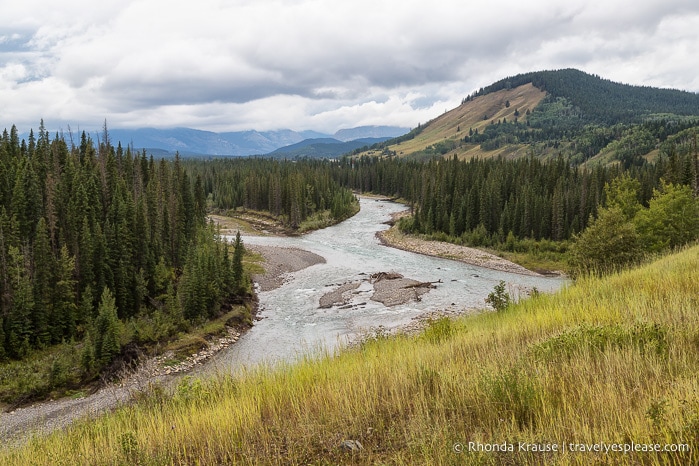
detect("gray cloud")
(2, 0), (699, 133)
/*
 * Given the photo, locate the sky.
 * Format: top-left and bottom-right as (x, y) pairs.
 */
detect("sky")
(2, 0), (699, 134)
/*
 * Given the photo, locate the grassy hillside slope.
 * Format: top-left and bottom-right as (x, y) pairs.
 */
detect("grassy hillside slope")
(4, 245), (699, 465)
(358, 69), (699, 163)
(360, 83), (546, 160)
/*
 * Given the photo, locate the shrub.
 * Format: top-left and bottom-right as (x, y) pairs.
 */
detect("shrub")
(568, 207), (642, 277)
(485, 281), (511, 311)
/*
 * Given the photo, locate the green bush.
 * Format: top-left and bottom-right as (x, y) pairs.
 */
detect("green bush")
(485, 281), (511, 311)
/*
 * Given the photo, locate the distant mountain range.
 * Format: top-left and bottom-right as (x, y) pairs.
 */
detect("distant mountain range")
(100, 125), (409, 157)
(267, 137), (392, 159)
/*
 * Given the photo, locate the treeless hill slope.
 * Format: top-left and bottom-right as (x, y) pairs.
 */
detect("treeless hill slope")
(361, 83), (546, 160)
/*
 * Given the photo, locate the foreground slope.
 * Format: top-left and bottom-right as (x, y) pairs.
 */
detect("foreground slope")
(4, 246), (699, 465)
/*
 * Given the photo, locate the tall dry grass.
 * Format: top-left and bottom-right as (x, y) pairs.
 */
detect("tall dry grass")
(3, 245), (698, 465)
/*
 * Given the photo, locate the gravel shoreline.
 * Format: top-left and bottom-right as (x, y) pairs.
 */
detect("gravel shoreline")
(377, 221), (543, 277)
(246, 245), (326, 291)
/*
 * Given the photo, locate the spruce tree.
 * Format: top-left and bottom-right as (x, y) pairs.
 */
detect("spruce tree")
(93, 287), (121, 368)
(232, 231), (244, 293)
(32, 218), (54, 346)
(7, 246), (34, 357)
(0, 316), (5, 360)
(54, 245), (77, 339)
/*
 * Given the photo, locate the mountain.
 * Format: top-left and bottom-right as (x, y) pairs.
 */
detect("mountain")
(104, 128), (327, 157)
(358, 69), (699, 164)
(94, 125), (408, 157)
(333, 125), (408, 141)
(358, 82), (548, 160)
(475, 68), (699, 125)
(267, 137), (392, 158)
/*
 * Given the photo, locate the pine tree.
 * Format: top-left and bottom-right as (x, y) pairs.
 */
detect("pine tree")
(232, 231), (244, 293)
(32, 218), (54, 346)
(93, 287), (121, 367)
(7, 246), (34, 357)
(54, 245), (77, 339)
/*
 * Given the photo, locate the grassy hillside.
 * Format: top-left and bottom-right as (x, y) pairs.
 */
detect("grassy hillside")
(4, 245), (698, 465)
(358, 83), (546, 160)
(357, 69), (699, 164)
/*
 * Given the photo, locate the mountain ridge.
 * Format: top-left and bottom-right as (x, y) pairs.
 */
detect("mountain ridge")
(267, 137), (392, 158)
(98, 125), (408, 157)
(359, 69), (699, 163)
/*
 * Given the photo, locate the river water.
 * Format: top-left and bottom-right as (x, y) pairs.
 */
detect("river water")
(206, 197), (565, 373)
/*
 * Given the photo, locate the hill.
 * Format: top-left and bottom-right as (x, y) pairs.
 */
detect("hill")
(478, 68), (699, 125)
(333, 125), (408, 142)
(360, 82), (547, 160)
(358, 69), (699, 164)
(267, 137), (392, 158)
(5, 245), (698, 464)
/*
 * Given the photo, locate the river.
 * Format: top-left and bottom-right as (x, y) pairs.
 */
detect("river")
(205, 197), (566, 373)
(0, 196), (565, 445)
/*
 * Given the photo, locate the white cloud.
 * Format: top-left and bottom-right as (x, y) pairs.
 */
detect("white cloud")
(2, 0), (699, 133)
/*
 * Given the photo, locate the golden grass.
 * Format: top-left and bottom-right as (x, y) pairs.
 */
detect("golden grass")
(4, 245), (699, 465)
(358, 83), (547, 160)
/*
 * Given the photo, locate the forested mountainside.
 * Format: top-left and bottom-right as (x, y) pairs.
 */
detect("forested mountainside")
(360, 69), (699, 164)
(338, 70), (699, 268)
(266, 137), (391, 159)
(474, 68), (699, 125)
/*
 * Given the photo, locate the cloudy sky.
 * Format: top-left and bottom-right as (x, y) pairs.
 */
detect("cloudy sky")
(2, 0), (698, 134)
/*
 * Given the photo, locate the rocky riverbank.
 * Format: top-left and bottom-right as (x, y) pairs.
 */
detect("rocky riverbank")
(377, 220), (542, 277)
(318, 272), (437, 310)
(246, 244), (326, 291)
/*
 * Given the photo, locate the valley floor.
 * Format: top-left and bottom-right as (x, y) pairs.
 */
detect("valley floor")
(0, 203), (550, 449)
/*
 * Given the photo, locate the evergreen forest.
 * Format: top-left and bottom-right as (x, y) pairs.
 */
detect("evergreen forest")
(0, 123), (241, 363)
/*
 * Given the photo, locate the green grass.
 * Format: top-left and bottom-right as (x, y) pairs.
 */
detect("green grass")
(242, 248), (265, 275)
(3, 245), (698, 465)
(297, 204), (361, 234)
(495, 247), (569, 274)
(0, 342), (86, 407)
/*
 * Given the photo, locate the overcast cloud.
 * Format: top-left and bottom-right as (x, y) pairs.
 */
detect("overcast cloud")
(1, 0), (698, 134)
